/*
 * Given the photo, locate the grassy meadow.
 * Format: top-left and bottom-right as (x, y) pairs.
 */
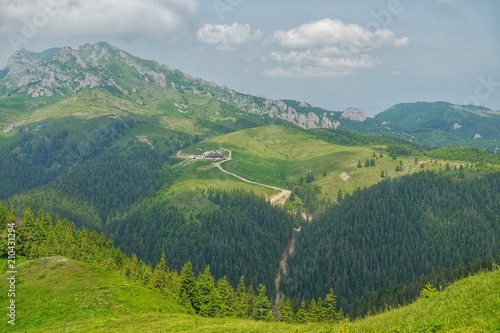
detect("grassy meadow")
(1, 257), (498, 332)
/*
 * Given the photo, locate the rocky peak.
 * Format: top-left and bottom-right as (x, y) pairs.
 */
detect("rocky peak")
(341, 107), (367, 122)
(0, 42), (342, 131)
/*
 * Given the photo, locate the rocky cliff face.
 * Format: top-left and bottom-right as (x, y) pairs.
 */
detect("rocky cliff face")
(341, 107), (367, 122)
(0, 42), (342, 130)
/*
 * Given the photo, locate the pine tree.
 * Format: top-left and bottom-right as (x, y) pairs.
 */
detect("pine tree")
(123, 253), (139, 279)
(277, 295), (293, 323)
(137, 259), (153, 285)
(235, 276), (248, 318)
(295, 300), (308, 323)
(325, 288), (338, 322)
(179, 261), (198, 313)
(420, 282), (438, 299)
(252, 284), (272, 321)
(247, 284), (256, 318)
(308, 298), (322, 322)
(217, 276), (235, 317)
(19, 208), (36, 257)
(165, 270), (181, 300)
(357, 160), (362, 168)
(197, 265), (218, 317)
(150, 252), (168, 291)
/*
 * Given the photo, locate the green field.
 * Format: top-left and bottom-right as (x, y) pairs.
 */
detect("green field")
(1, 257), (498, 332)
(0, 257), (184, 332)
(188, 126), (460, 201)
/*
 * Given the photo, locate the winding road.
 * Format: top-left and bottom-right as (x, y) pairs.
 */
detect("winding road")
(178, 148), (297, 302)
(212, 151), (292, 207)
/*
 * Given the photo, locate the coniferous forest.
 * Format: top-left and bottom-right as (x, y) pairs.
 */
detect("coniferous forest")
(283, 171), (500, 317)
(2, 169), (498, 321)
(106, 189), (297, 295)
(0, 203), (341, 324)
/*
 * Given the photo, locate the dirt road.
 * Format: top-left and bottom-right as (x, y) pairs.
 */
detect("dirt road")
(213, 152), (291, 207)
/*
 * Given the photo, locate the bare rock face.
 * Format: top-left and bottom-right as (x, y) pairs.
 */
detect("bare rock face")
(341, 107), (367, 122)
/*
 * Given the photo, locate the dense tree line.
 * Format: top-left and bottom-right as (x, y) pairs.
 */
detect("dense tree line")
(312, 128), (425, 151)
(283, 171), (500, 318)
(106, 189), (299, 297)
(2, 117), (201, 229)
(0, 116), (130, 200)
(0, 203), (342, 324)
(426, 147), (500, 166)
(8, 148), (171, 230)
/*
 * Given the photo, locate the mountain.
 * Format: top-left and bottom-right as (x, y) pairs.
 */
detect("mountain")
(1, 42), (499, 329)
(371, 101), (500, 150)
(2, 43), (498, 149)
(0, 42), (340, 130)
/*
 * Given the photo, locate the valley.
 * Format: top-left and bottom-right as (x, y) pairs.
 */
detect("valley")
(0, 42), (499, 332)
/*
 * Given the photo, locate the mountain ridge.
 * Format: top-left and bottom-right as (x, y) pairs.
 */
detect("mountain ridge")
(2, 42), (498, 151)
(1, 42), (343, 130)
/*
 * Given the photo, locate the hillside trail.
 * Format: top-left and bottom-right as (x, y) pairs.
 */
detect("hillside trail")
(179, 149), (299, 303)
(213, 151), (292, 207)
(213, 151), (300, 304)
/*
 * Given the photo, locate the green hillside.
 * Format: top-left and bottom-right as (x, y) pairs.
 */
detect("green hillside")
(0, 257), (184, 332)
(284, 171), (500, 317)
(1, 256), (498, 332)
(190, 125), (472, 204)
(371, 101), (500, 150)
(1, 43), (499, 332)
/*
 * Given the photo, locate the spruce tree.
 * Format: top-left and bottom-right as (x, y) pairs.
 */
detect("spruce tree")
(150, 252), (168, 291)
(197, 265), (218, 317)
(19, 208), (36, 257)
(277, 295), (293, 323)
(235, 276), (248, 318)
(179, 261), (198, 313)
(247, 284), (256, 318)
(325, 288), (338, 322)
(217, 276), (235, 317)
(252, 284), (272, 321)
(295, 300), (308, 323)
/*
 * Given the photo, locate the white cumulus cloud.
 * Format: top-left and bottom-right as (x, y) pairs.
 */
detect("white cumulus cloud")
(196, 23), (262, 51)
(264, 18), (409, 78)
(0, 0), (200, 40)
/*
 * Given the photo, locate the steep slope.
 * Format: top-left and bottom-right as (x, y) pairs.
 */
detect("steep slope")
(283, 171), (500, 317)
(105, 190), (297, 296)
(1, 257), (498, 332)
(0, 42), (340, 130)
(0, 257), (184, 332)
(350, 267), (500, 332)
(372, 101), (500, 150)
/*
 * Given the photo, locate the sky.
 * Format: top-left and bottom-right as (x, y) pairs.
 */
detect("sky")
(0, 0), (499, 116)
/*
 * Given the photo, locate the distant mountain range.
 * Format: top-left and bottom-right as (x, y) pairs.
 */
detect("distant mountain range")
(1, 42), (498, 150)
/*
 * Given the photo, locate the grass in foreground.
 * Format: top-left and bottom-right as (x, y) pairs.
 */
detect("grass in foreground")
(1, 257), (498, 332)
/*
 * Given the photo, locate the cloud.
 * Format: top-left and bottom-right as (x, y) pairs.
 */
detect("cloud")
(196, 23), (262, 51)
(264, 19), (409, 78)
(0, 0), (200, 40)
